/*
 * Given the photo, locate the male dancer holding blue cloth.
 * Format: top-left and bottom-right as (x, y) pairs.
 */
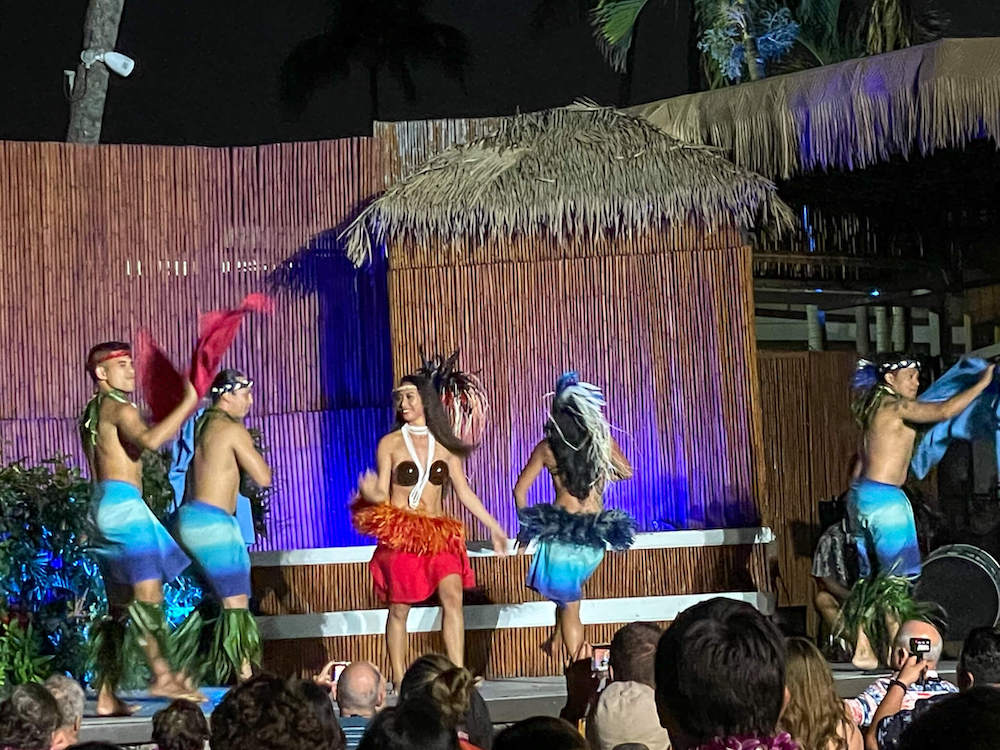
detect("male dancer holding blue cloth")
(849, 354), (995, 579)
(171, 368), (271, 683)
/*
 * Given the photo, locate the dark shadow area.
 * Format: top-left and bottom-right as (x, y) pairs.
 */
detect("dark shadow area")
(268, 222), (394, 548)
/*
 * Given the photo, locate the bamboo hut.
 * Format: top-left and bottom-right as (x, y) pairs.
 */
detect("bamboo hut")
(346, 102), (792, 539)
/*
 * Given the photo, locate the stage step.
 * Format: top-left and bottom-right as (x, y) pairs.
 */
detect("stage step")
(251, 528), (774, 679)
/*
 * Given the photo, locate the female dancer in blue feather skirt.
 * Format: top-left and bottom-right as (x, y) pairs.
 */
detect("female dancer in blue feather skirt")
(513, 372), (635, 661)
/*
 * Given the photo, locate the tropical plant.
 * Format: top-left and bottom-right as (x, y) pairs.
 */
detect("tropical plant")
(280, 0), (470, 124)
(0, 445), (268, 685)
(0, 618), (52, 688)
(589, 0), (947, 87)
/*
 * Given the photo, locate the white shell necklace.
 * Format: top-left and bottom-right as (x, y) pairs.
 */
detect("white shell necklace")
(400, 424), (435, 509)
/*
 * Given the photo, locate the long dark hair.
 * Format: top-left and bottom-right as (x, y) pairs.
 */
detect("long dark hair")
(544, 409), (601, 499)
(394, 374), (472, 458)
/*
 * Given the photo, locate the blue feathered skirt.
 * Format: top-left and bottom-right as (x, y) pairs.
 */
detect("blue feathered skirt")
(518, 504), (636, 608)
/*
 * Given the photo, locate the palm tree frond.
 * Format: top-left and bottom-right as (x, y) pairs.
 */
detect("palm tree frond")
(590, 0), (651, 73)
(279, 34), (349, 115)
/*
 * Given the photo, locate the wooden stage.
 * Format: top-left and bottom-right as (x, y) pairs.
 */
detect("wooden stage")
(251, 527), (775, 679)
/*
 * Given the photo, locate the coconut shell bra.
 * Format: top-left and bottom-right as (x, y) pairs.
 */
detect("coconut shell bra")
(395, 460), (449, 487)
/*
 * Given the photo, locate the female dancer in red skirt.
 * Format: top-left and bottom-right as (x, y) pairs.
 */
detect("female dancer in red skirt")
(352, 353), (509, 687)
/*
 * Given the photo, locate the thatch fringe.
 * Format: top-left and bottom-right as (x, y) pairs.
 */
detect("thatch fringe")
(632, 38), (1000, 180)
(345, 101), (793, 266)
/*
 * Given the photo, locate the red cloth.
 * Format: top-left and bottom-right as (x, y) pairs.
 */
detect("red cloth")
(189, 293), (274, 397)
(369, 537), (475, 604)
(135, 328), (185, 424)
(133, 293), (273, 422)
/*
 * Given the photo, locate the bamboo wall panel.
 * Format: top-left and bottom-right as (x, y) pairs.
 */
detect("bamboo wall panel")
(254, 543), (770, 615)
(384, 236), (767, 540)
(757, 351), (858, 612)
(263, 621), (673, 680)
(0, 139), (385, 551)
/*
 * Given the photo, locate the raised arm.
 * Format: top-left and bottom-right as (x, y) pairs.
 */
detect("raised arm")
(358, 435), (394, 505)
(448, 453), (509, 556)
(113, 382), (199, 451)
(512, 440), (548, 510)
(894, 364), (995, 424)
(233, 426), (272, 488)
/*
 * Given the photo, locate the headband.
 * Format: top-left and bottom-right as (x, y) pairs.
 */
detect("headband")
(211, 377), (253, 396)
(878, 358), (920, 374)
(91, 348), (131, 367)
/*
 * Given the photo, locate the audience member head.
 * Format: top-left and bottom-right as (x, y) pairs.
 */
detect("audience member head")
(613, 745), (651, 750)
(0, 682), (61, 750)
(289, 679), (345, 750)
(44, 674), (85, 750)
(892, 620), (943, 670)
(899, 687), (1000, 750)
(460, 688), (493, 750)
(494, 716), (587, 750)
(654, 598), (786, 750)
(336, 661), (385, 718)
(957, 626), (1000, 690)
(357, 697), (459, 750)
(398, 654), (473, 729)
(151, 699), (210, 750)
(211, 673), (343, 750)
(781, 637), (850, 750)
(609, 622), (662, 687)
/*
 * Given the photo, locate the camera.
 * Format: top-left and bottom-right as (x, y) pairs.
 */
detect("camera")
(909, 637), (932, 659)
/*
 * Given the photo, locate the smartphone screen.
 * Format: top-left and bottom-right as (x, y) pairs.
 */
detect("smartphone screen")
(591, 645), (611, 672)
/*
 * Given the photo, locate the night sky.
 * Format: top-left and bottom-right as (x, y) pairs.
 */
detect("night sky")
(1, 0), (999, 146)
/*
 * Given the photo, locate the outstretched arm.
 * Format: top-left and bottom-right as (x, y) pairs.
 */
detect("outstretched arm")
(113, 382), (199, 451)
(449, 453), (508, 556)
(233, 427), (272, 487)
(895, 364), (995, 423)
(512, 441), (548, 509)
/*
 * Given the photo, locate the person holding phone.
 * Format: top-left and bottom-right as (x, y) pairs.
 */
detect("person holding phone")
(513, 372), (635, 661)
(846, 620), (957, 732)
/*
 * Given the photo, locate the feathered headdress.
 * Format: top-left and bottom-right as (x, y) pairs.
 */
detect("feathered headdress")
(415, 349), (489, 445)
(547, 371), (613, 485)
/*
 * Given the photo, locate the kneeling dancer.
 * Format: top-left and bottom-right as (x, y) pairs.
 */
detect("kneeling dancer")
(352, 352), (508, 687)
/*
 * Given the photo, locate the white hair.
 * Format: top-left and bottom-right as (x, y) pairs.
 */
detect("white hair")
(44, 674), (84, 728)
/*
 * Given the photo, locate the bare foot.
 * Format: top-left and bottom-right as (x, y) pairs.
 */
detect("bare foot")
(96, 692), (139, 717)
(149, 676), (208, 703)
(853, 626), (880, 670)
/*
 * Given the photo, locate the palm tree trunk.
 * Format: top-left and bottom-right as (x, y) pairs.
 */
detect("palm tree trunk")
(743, 32), (765, 80)
(67, 0), (126, 143)
(368, 66), (380, 125)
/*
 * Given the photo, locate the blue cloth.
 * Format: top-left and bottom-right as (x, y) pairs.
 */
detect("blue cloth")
(89, 480), (191, 586)
(170, 500), (251, 599)
(846, 478), (921, 578)
(527, 539), (605, 608)
(911, 357), (1000, 479)
(169, 408), (255, 545)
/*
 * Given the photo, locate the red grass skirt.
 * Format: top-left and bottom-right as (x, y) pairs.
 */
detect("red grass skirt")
(352, 499), (475, 604)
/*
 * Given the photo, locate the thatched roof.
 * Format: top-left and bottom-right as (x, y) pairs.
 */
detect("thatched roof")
(631, 37), (1000, 181)
(345, 102), (792, 265)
